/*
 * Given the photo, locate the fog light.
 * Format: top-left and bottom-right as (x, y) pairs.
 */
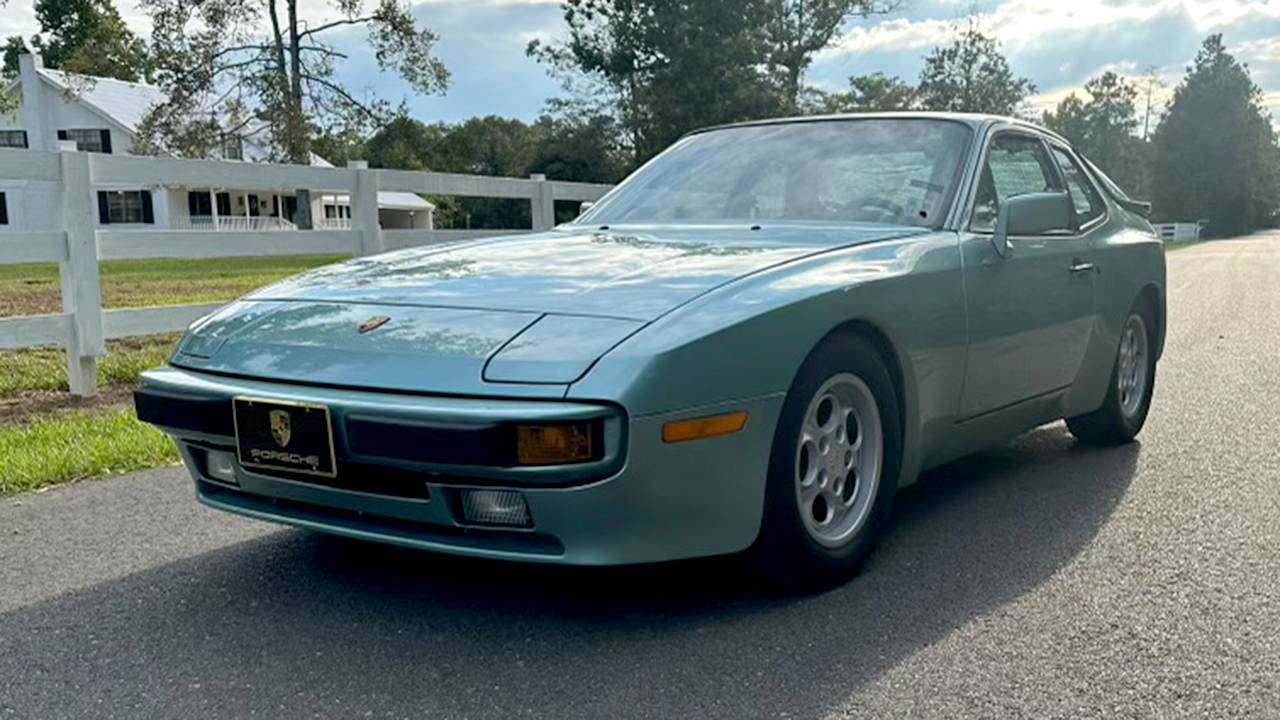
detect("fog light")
(516, 423), (593, 465)
(460, 489), (532, 527)
(205, 449), (239, 484)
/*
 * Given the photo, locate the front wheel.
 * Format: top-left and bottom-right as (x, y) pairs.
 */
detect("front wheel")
(1067, 308), (1156, 444)
(751, 334), (902, 588)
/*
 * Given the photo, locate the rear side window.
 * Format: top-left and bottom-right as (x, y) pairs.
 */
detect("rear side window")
(1051, 146), (1105, 226)
(971, 134), (1058, 232)
(1081, 156), (1131, 201)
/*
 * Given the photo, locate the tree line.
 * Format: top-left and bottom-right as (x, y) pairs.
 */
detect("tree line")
(4, 0), (1278, 235)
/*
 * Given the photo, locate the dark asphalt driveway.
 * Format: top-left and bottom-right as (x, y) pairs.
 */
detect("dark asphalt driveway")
(2, 235), (1278, 719)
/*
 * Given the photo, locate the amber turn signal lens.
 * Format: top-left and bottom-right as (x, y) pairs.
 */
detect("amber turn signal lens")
(662, 411), (748, 443)
(516, 423), (594, 465)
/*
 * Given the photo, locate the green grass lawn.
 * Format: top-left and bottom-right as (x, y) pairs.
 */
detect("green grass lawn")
(0, 407), (179, 494)
(1, 253), (348, 494)
(0, 334), (179, 396)
(0, 253), (348, 317)
(0, 335), (182, 494)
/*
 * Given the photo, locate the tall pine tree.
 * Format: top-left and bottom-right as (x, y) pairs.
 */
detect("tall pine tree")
(1149, 35), (1280, 235)
(916, 20), (1034, 116)
(1043, 71), (1146, 196)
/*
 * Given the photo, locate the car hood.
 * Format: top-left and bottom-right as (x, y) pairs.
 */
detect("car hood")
(246, 224), (928, 321)
(172, 224), (925, 393)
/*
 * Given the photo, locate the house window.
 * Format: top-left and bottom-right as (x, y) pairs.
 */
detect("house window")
(277, 195), (298, 222)
(0, 131), (27, 149)
(188, 191), (212, 217)
(97, 190), (154, 224)
(58, 129), (113, 154)
(222, 135), (243, 161)
(324, 204), (351, 219)
(186, 192), (233, 217)
(0, 192), (8, 225)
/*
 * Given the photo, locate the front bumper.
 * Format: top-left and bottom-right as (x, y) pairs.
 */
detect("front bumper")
(138, 366), (785, 565)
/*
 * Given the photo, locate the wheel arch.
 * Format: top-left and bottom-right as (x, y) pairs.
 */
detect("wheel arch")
(802, 318), (919, 487)
(1134, 283), (1165, 359)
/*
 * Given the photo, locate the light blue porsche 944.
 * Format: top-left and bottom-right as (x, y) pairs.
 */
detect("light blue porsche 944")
(135, 113), (1165, 586)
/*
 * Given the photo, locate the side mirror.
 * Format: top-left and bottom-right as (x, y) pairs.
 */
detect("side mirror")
(578, 201), (595, 217)
(992, 192), (1074, 258)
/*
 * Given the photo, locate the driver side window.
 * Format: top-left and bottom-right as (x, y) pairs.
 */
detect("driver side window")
(970, 134), (1059, 233)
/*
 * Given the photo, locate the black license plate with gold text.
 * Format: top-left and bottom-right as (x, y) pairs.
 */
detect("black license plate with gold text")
(233, 397), (337, 478)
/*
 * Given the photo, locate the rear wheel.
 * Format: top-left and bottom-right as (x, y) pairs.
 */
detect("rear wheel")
(752, 334), (901, 588)
(1067, 307), (1156, 444)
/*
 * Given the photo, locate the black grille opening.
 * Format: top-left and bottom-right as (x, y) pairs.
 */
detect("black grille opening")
(249, 461), (435, 500)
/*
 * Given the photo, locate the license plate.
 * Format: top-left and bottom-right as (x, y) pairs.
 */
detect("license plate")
(232, 397), (337, 478)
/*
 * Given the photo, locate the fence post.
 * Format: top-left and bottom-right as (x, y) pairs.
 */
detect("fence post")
(58, 144), (104, 397)
(348, 160), (382, 256)
(530, 173), (554, 231)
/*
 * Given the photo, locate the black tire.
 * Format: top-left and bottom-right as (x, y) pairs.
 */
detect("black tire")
(751, 333), (902, 589)
(1067, 304), (1157, 445)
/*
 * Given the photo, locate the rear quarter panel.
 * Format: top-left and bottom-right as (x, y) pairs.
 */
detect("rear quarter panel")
(1064, 208), (1166, 418)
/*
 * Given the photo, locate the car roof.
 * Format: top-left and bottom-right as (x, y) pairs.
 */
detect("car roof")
(690, 111), (1070, 146)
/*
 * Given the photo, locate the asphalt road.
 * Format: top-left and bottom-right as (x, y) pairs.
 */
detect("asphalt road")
(3, 235), (1279, 719)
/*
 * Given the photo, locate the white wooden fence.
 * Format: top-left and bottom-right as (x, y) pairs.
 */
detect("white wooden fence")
(1153, 222), (1202, 242)
(0, 146), (611, 397)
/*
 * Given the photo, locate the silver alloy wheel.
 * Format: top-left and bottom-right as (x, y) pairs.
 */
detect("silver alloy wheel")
(794, 373), (883, 548)
(1117, 313), (1150, 419)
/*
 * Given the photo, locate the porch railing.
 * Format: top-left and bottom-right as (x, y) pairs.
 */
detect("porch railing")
(312, 218), (352, 231)
(175, 215), (299, 232)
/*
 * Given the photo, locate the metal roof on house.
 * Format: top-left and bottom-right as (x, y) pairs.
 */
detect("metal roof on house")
(377, 191), (435, 211)
(37, 68), (169, 133)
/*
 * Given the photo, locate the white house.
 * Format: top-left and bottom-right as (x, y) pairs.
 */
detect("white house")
(0, 47), (434, 233)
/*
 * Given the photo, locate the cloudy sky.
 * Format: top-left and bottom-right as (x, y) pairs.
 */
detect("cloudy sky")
(3, 0), (1280, 125)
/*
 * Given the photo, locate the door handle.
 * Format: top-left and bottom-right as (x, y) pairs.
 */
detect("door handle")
(1068, 259), (1097, 275)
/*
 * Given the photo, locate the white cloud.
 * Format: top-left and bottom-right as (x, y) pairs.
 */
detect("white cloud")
(827, 17), (954, 55)
(989, 0), (1170, 48)
(517, 29), (554, 46)
(1183, 0), (1280, 30)
(1259, 91), (1280, 128)
(1236, 35), (1280, 66)
(0, 0), (42, 36)
(1025, 85), (1081, 114)
(1029, 65), (1179, 115)
(830, 0), (1280, 58)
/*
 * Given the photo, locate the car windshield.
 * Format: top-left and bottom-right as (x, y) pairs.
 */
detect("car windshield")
(578, 118), (972, 228)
